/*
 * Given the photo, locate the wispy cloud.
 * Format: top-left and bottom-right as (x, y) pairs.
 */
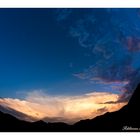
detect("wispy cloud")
(54, 8), (140, 95)
(0, 90), (127, 124)
(54, 8), (72, 21)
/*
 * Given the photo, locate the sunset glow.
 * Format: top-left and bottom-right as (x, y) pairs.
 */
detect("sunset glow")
(0, 8), (139, 127)
(0, 91), (127, 124)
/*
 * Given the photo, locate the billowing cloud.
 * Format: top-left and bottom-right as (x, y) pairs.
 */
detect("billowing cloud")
(0, 90), (126, 124)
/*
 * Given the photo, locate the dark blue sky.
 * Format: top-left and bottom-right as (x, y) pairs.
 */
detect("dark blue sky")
(0, 8), (140, 98)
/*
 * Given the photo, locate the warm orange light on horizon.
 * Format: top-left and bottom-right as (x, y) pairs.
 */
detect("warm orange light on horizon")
(0, 91), (127, 124)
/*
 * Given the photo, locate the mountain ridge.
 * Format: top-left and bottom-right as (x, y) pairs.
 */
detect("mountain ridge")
(0, 83), (140, 132)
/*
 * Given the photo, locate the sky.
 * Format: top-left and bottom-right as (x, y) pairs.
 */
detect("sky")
(0, 8), (140, 123)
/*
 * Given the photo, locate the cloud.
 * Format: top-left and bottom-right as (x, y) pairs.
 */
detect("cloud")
(124, 68), (140, 94)
(125, 36), (140, 52)
(69, 9), (113, 49)
(97, 107), (108, 113)
(54, 9), (140, 95)
(73, 73), (89, 80)
(54, 9), (72, 21)
(0, 105), (37, 122)
(70, 21), (92, 48)
(0, 90), (127, 124)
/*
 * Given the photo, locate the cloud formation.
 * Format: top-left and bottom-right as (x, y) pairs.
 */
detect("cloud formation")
(0, 90), (126, 124)
(54, 8), (140, 96)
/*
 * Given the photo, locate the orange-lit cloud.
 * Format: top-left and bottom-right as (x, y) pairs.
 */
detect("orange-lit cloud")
(0, 91), (127, 124)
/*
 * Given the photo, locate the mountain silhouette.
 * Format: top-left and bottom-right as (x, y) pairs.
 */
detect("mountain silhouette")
(72, 83), (140, 132)
(0, 105), (38, 122)
(0, 83), (140, 132)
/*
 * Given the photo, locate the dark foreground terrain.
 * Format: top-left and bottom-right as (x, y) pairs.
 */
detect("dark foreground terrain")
(1, 84), (140, 132)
